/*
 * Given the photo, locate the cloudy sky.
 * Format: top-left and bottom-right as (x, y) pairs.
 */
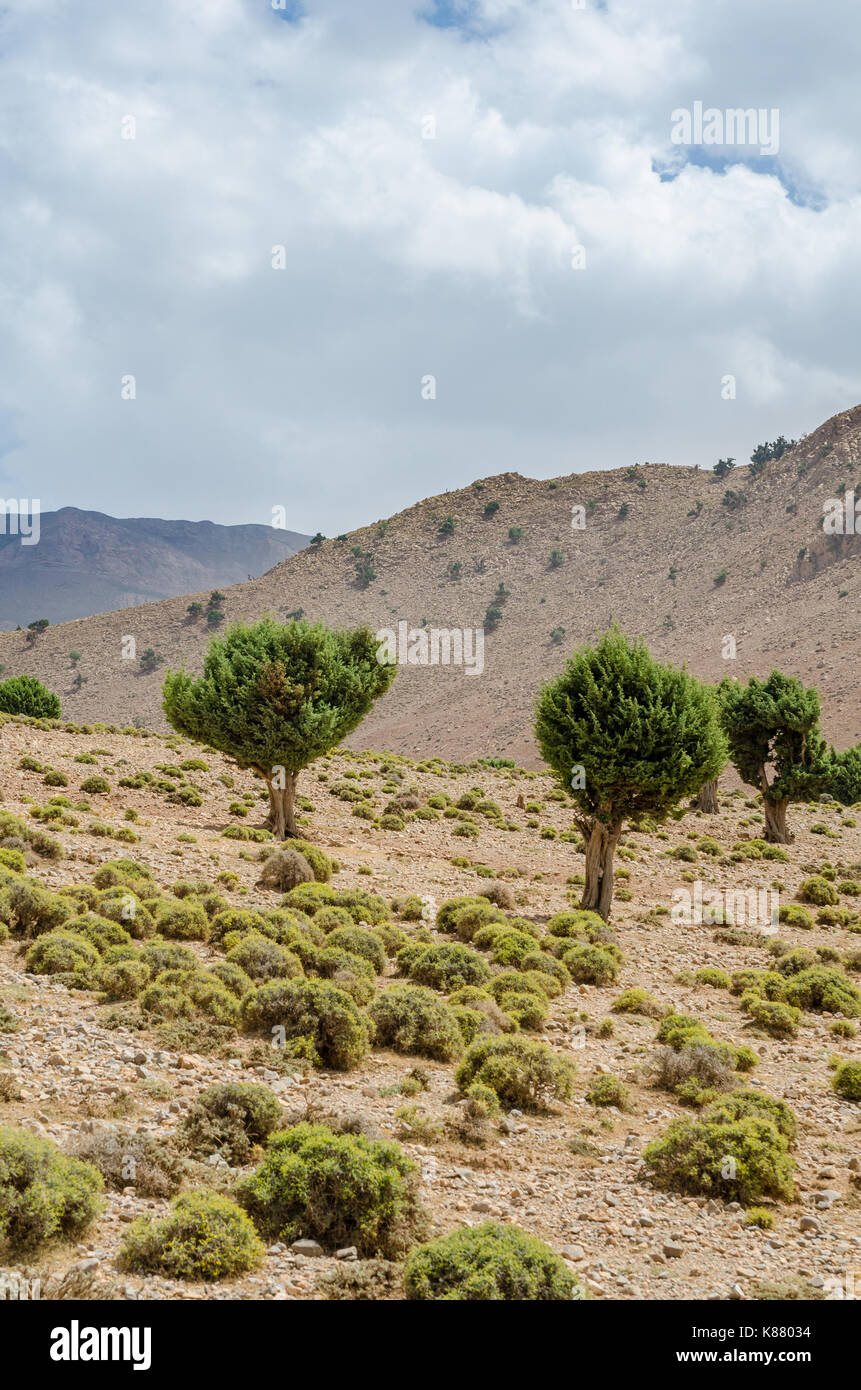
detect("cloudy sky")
(0, 0), (859, 535)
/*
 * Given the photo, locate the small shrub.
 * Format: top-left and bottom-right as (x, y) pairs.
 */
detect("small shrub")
(586, 1075), (629, 1109)
(236, 1123), (423, 1258)
(179, 1083), (282, 1163)
(561, 944), (620, 986)
(0, 1126), (103, 1251)
(404, 1222), (581, 1301)
(742, 996), (801, 1038)
(455, 1035), (574, 1111)
(240, 979), (371, 1069)
(405, 942), (490, 992)
(782, 967), (861, 1017)
(25, 930), (101, 986)
(368, 985), (463, 1061)
(643, 1117), (795, 1203)
(154, 900), (210, 942)
(798, 877), (839, 907)
(832, 1060), (861, 1101)
(79, 776), (111, 795)
(72, 1127), (182, 1197)
(119, 1190), (263, 1280)
(258, 849), (314, 891)
(612, 987), (664, 1018)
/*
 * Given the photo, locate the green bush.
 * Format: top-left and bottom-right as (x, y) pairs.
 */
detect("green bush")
(210, 907), (272, 943)
(236, 1122), (423, 1257)
(240, 978), (371, 1069)
(95, 888), (156, 940)
(225, 931), (302, 982)
(404, 942), (490, 992)
(404, 1221), (581, 1301)
(455, 1035), (575, 1111)
(139, 939), (197, 974)
(101, 957), (150, 999)
(92, 858), (154, 891)
(494, 988), (549, 1030)
(612, 987), (664, 1017)
(586, 1075), (629, 1108)
(325, 926), (386, 974)
(643, 1116), (795, 1203)
(79, 776), (111, 795)
(798, 876), (839, 907)
(741, 995), (801, 1038)
(546, 909), (606, 940)
(154, 899), (210, 941)
(119, 1190), (263, 1280)
(831, 1060), (861, 1101)
(0, 877), (74, 937)
(0, 1126), (103, 1251)
(561, 943), (620, 985)
(0, 675), (61, 719)
(368, 985), (463, 1061)
(179, 1083), (282, 1163)
(782, 967), (861, 1017)
(25, 930), (101, 985)
(437, 896), (504, 940)
(695, 967), (731, 989)
(705, 1090), (798, 1145)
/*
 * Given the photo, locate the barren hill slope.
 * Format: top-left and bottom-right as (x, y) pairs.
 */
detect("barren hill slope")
(2, 405), (860, 762)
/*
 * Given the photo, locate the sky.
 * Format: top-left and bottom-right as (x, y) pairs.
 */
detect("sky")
(0, 0), (859, 535)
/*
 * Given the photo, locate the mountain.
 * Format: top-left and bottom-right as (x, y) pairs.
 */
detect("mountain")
(1, 404), (860, 762)
(0, 507), (309, 628)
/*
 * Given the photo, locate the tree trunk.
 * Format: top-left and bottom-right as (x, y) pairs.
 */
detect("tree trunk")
(579, 818), (622, 921)
(264, 771), (299, 839)
(763, 794), (792, 844)
(696, 779), (719, 813)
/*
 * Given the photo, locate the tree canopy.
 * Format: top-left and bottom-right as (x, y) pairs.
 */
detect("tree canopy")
(162, 617), (396, 837)
(535, 628), (726, 917)
(719, 672), (830, 842)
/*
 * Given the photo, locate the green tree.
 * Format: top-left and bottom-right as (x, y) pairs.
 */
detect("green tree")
(535, 629), (726, 919)
(0, 675), (61, 719)
(162, 618), (395, 839)
(719, 673), (831, 843)
(828, 744), (861, 806)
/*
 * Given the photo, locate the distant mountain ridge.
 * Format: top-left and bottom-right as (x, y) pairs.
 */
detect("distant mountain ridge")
(2, 403), (861, 764)
(0, 507), (309, 627)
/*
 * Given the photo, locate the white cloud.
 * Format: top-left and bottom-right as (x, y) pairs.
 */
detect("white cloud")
(0, 0), (859, 534)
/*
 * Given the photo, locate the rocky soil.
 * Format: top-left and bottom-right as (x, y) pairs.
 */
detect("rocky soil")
(1, 716), (859, 1301)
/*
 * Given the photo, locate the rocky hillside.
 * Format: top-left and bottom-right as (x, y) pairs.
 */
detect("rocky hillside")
(0, 717), (858, 1301)
(1, 406), (860, 762)
(0, 509), (309, 629)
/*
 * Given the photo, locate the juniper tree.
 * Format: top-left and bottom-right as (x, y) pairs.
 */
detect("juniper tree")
(828, 743), (861, 806)
(162, 618), (395, 839)
(535, 628), (726, 919)
(719, 672), (830, 843)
